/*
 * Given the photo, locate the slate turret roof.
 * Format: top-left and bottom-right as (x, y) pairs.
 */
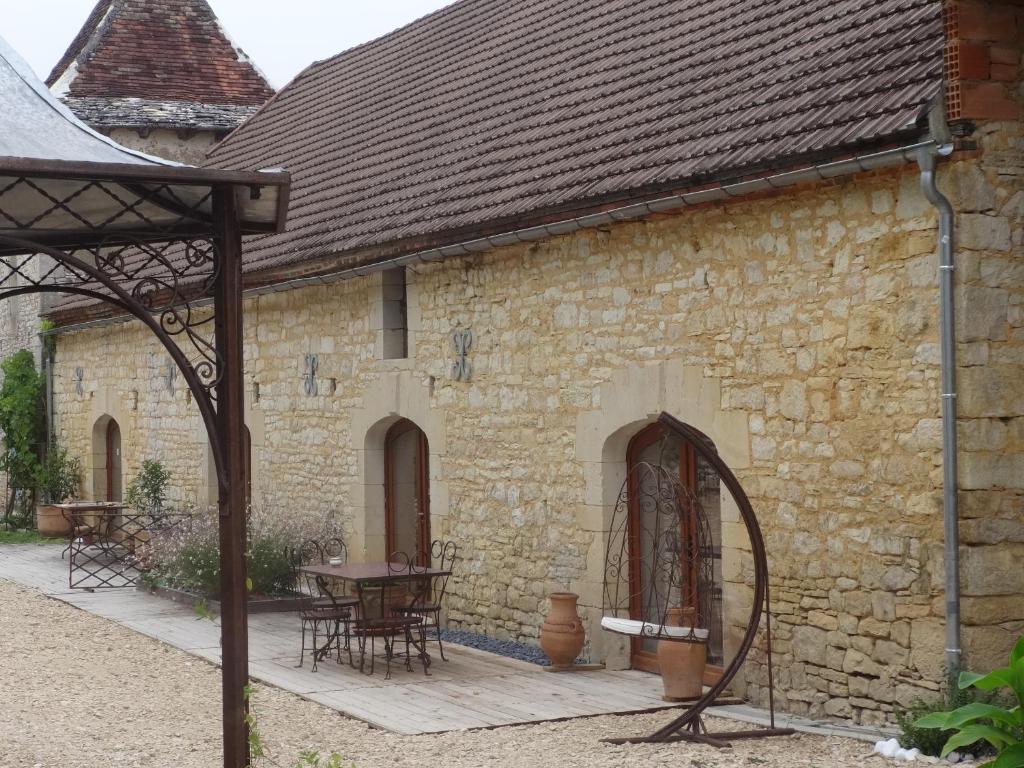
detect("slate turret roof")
(47, 0), (274, 132)
(208, 0), (945, 276)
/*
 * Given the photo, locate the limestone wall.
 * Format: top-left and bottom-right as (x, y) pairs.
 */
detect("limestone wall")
(104, 127), (223, 165)
(50, 153), (1024, 725)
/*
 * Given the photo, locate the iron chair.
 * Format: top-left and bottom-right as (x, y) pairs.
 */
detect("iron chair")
(350, 552), (428, 679)
(394, 539), (457, 660)
(296, 572), (353, 672)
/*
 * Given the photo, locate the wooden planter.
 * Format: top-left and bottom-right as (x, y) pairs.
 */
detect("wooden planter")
(145, 584), (307, 614)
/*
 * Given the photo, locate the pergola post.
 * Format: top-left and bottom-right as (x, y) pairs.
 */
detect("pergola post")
(212, 185), (251, 768)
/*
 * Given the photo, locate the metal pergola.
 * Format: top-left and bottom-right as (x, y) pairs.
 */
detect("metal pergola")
(0, 37), (289, 767)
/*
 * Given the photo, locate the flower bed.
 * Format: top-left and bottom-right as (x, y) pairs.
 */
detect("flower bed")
(141, 504), (341, 605)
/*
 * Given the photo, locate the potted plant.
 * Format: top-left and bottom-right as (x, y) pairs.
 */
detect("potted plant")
(35, 443), (81, 537)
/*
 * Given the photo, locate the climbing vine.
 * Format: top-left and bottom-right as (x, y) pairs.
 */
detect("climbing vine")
(0, 350), (45, 528)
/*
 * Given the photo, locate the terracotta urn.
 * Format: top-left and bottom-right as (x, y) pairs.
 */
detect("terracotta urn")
(657, 607), (707, 701)
(540, 592), (585, 668)
(36, 504), (72, 538)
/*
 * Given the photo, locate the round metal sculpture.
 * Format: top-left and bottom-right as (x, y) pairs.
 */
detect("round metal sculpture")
(601, 412), (793, 747)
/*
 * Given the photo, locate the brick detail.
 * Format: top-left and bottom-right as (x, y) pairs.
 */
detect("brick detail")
(944, 0), (1022, 122)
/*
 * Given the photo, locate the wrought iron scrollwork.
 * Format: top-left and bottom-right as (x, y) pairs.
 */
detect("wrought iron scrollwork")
(0, 233), (224, 398)
(603, 461), (714, 645)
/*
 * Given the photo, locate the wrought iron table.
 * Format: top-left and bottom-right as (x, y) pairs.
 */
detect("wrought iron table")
(299, 561), (452, 676)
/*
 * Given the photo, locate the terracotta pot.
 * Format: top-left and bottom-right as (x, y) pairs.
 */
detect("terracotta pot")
(36, 504), (72, 538)
(657, 607), (706, 701)
(540, 592), (585, 668)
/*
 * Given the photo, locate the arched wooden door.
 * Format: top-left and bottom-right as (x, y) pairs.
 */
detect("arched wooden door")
(385, 419), (430, 563)
(626, 422), (723, 681)
(105, 418), (122, 502)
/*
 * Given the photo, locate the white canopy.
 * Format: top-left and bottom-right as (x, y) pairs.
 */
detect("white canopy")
(0, 35), (287, 255)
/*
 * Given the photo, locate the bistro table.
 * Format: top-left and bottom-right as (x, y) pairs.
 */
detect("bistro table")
(298, 561), (453, 675)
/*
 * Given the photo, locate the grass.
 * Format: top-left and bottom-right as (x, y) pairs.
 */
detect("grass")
(0, 528), (60, 545)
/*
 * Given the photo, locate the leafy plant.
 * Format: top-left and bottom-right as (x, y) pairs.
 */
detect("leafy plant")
(35, 442), (81, 504)
(246, 530), (294, 596)
(126, 459), (171, 515)
(295, 750), (353, 768)
(915, 636), (1024, 767)
(149, 505), (336, 598)
(38, 319), (56, 358)
(0, 350), (45, 527)
(897, 676), (986, 756)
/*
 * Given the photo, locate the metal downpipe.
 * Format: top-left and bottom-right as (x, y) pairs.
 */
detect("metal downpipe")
(916, 144), (961, 677)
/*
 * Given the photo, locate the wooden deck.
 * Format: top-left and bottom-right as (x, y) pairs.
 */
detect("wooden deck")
(0, 544), (685, 735)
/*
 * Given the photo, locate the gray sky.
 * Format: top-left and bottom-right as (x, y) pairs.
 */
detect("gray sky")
(2, 1), (453, 87)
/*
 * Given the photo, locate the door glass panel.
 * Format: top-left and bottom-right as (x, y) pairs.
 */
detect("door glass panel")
(388, 425), (420, 558)
(634, 435), (681, 655)
(628, 425), (723, 667)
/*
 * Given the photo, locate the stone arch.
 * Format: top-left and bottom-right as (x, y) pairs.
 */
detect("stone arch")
(349, 370), (447, 562)
(90, 414), (122, 502)
(198, 387), (264, 509)
(574, 360), (751, 669)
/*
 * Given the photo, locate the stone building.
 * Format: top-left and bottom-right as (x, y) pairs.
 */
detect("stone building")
(46, 0), (274, 164)
(42, 0), (1023, 726)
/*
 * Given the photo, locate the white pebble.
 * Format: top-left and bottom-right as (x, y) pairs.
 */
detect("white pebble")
(875, 738), (903, 759)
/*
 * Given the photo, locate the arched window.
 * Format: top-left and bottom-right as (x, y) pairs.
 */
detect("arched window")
(626, 422), (723, 679)
(384, 418), (429, 562)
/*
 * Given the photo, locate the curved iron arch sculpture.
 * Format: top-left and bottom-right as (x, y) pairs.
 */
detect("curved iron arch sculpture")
(0, 233), (231, 496)
(602, 411), (794, 747)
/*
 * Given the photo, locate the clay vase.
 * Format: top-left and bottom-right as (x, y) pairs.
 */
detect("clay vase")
(657, 607), (707, 701)
(36, 505), (72, 538)
(540, 592), (585, 668)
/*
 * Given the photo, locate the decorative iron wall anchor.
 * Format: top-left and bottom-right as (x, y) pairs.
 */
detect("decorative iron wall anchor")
(165, 358), (177, 395)
(302, 353), (319, 396)
(73, 367), (84, 396)
(451, 328), (473, 381)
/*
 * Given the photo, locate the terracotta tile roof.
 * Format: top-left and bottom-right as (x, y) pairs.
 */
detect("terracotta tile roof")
(207, 0), (945, 276)
(46, 0), (274, 108)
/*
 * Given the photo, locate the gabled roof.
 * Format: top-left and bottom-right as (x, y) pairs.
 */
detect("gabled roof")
(47, 0), (274, 129)
(208, 0), (945, 277)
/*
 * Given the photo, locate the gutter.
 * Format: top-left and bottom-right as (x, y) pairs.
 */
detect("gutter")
(916, 142), (961, 678)
(45, 138), (939, 338)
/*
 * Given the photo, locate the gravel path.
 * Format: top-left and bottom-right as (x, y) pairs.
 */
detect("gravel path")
(0, 579), (881, 768)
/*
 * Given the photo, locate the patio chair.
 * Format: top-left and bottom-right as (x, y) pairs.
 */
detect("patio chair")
(297, 572), (353, 672)
(394, 539), (456, 661)
(350, 552), (428, 679)
(286, 539), (324, 596)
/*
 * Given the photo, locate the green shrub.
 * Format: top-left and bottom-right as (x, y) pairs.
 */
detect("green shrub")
(0, 350), (45, 527)
(126, 459), (171, 516)
(149, 505), (338, 599)
(36, 443), (81, 504)
(246, 531), (294, 596)
(915, 636), (1024, 767)
(897, 683), (982, 757)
